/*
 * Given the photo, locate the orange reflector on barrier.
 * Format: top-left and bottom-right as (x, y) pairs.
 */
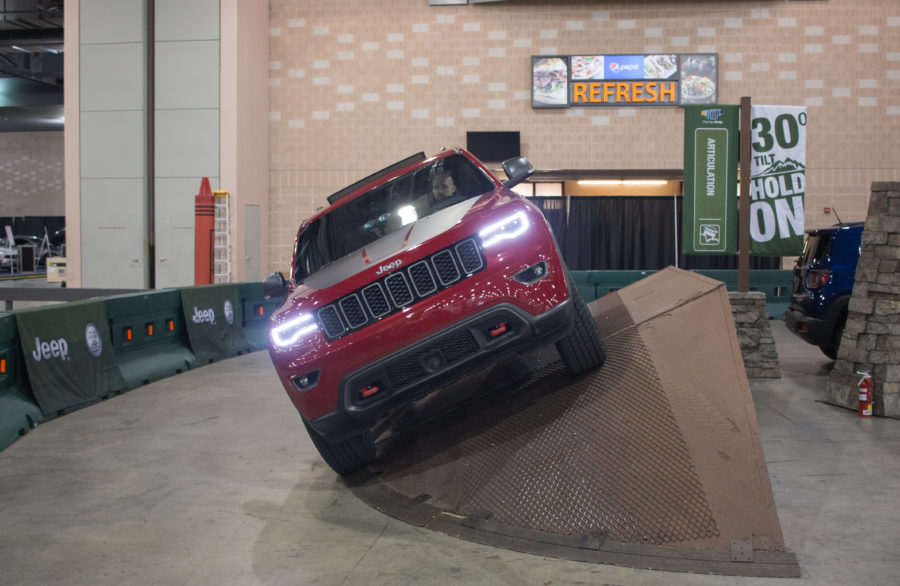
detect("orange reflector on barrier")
(146, 323), (154, 336)
(124, 327), (133, 341)
(257, 304), (264, 316)
(167, 319), (175, 332)
(0, 357), (6, 374)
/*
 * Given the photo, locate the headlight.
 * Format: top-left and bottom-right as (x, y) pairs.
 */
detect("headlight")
(479, 211), (530, 248)
(271, 313), (318, 347)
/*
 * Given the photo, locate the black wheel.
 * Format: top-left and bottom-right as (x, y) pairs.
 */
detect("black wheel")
(556, 276), (607, 375)
(303, 420), (375, 476)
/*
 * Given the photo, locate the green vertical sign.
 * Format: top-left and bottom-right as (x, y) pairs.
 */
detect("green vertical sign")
(683, 105), (739, 254)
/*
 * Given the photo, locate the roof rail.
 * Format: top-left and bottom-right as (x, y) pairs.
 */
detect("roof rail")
(326, 152), (427, 205)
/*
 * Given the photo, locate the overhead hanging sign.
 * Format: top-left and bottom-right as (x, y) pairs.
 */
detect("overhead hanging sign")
(749, 105), (807, 256)
(532, 54), (718, 108)
(682, 106), (739, 255)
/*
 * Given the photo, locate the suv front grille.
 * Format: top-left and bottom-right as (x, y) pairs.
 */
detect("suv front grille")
(385, 272), (414, 307)
(362, 283), (391, 318)
(409, 261), (437, 296)
(339, 294), (367, 329)
(456, 239), (484, 274)
(315, 237), (486, 341)
(432, 249), (460, 285)
(318, 305), (346, 339)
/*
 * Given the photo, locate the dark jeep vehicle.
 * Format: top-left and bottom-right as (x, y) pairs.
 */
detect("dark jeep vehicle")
(265, 149), (607, 475)
(784, 222), (863, 359)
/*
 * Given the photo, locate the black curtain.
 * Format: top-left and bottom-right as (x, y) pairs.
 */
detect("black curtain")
(540, 196), (780, 271)
(530, 196), (567, 245)
(0, 216), (64, 239)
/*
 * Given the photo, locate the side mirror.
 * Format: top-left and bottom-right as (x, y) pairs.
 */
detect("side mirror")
(501, 156), (535, 189)
(262, 271), (290, 300)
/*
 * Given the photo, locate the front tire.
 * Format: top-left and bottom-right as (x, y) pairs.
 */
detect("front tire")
(556, 279), (607, 375)
(303, 420), (375, 476)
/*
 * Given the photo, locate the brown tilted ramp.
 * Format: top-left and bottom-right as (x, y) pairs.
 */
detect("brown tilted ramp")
(349, 267), (799, 577)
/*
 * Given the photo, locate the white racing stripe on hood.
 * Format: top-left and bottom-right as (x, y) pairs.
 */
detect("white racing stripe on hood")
(303, 198), (478, 290)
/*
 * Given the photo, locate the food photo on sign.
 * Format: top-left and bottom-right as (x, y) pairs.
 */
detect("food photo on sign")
(679, 55), (717, 104)
(643, 54), (677, 79)
(571, 55), (604, 80)
(532, 56), (568, 106)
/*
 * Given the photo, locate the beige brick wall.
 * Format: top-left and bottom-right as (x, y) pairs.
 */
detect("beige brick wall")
(0, 132), (65, 216)
(268, 0), (900, 272)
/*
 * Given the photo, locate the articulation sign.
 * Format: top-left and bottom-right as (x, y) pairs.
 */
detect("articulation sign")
(749, 106), (807, 256)
(682, 106), (739, 254)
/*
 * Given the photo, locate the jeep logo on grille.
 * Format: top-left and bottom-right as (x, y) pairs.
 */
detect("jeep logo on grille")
(375, 259), (402, 275)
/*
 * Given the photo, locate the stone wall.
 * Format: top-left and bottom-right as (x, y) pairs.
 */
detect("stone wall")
(825, 182), (900, 418)
(729, 291), (781, 378)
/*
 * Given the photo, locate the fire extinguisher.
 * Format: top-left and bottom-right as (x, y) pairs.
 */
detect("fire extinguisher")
(856, 371), (874, 417)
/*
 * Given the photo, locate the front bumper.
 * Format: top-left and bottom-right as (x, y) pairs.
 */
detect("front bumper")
(306, 300), (572, 443)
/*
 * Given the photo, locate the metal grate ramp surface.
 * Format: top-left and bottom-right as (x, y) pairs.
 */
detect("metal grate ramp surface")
(348, 267), (799, 577)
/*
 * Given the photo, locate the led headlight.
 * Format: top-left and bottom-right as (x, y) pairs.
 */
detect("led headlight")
(271, 313), (318, 347)
(479, 210), (530, 248)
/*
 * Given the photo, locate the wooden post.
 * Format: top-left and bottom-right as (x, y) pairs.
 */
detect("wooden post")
(739, 96), (751, 293)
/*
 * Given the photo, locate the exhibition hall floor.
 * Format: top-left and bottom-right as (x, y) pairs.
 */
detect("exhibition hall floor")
(1, 325), (898, 585)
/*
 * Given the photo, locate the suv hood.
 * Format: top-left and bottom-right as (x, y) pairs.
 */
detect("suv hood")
(303, 197), (480, 291)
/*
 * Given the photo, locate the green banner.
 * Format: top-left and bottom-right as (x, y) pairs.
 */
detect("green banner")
(180, 285), (251, 364)
(683, 105), (739, 254)
(749, 106), (807, 256)
(14, 301), (125, 416)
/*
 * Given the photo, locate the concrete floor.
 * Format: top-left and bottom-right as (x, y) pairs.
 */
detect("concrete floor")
(0, 325), (898, 585)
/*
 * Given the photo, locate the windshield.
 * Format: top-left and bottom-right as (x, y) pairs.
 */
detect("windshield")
(293, 153), (496, 282)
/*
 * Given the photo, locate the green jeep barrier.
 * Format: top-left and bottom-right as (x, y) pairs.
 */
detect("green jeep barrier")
(14, 300), (125, 416)
(236, 282), (280, 351)
(180, 284), (252, 363)
(0, 313), (43, 451)
(105, 290), (199, 389)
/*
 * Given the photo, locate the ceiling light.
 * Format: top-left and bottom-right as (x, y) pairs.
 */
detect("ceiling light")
(623, 180), (668, 186)
(577, 180), (623, 186)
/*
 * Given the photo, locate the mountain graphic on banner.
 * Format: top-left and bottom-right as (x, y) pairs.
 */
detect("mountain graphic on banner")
(758, 158), (806, 176)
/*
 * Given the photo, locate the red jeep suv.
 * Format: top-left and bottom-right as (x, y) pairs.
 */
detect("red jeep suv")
(264, 149), (606, 475)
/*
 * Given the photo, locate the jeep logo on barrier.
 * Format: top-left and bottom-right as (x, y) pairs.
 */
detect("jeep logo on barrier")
(224, 300), (234, 325)
(375, 259), (402, 275)
(192, 306), (216, 325)
(85, 323), (103, 358)
(31, 336), (70, 362)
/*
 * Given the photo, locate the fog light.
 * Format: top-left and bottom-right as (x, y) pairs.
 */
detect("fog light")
(514, 261), (549, 285)
(291, 370), (320, 391)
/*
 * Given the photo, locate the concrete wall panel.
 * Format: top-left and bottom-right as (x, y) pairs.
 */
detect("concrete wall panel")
(80, 43), (144, 111)
(155, 0), (220, 42)
(155, 40), (220, 110)
(80, 178), (146, 288)
(154, 109), (219, 180)
(80, 110), (144, 179)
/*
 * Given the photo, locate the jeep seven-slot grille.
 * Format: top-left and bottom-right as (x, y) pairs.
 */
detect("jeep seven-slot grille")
(316, 237), (486, 341)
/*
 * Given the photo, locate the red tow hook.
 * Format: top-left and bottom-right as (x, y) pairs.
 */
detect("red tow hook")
(489, 322), (508, 337)
(361, 384), (380, 399)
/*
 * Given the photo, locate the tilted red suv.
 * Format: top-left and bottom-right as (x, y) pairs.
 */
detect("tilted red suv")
(264, 149), (606, 475)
